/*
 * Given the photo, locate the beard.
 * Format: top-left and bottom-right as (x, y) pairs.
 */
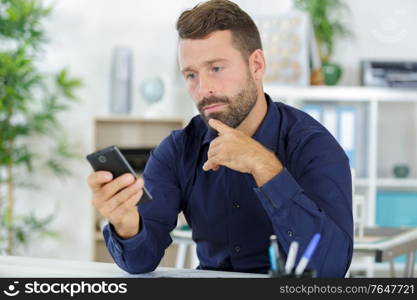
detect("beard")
(197, 73), (258, 129)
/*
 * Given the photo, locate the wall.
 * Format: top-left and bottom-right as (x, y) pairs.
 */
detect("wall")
(334, 0), (417, 85)
(19, 0), (417, 261)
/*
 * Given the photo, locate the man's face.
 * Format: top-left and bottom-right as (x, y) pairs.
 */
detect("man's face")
(179, 30), (258, 129)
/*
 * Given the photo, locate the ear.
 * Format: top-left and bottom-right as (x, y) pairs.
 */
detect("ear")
(248, 49), (266, 81)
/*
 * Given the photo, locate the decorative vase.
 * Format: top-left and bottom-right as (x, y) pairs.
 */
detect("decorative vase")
(322, 62), (342, 86)
(393, 164), (410, 178)
(110, 47), (133, 114)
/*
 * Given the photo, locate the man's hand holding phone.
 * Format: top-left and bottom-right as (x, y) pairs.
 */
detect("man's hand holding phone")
(86, 145), (153, 239)
(88, 171), (143, 239)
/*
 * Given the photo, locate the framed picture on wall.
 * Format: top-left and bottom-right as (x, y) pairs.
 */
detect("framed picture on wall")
(256, 11), (319, 86)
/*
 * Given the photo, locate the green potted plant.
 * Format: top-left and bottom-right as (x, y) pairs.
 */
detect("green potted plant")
(0, 0), (82, 255)
(294, 0), (352, 85)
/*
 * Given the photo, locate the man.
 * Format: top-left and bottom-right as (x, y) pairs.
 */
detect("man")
(88, 0), (353, 277)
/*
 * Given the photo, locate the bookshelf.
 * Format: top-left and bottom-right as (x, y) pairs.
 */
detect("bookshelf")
(91, 116), (184, 264)
(265, 85), (417, 226)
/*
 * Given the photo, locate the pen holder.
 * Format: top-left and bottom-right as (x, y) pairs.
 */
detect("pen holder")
(269, 269), (317, 278)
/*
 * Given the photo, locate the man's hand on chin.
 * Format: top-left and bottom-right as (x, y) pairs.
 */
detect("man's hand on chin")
(203, 119), (283, 186)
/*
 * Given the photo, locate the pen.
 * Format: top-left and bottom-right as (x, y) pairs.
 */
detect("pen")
(285, 241), (299, 274)
(294, 233), (321, 276)
(268, 245), (277, 271)
(270, 235), (285, 272)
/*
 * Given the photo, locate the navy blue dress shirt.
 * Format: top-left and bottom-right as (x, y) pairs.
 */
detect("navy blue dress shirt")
(103, 94), (353, 277)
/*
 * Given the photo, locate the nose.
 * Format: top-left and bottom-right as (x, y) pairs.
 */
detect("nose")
(198, 73), (215, 99)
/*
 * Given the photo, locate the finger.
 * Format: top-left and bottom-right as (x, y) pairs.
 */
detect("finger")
(103, 180), (141, 215)
(137, 177), (145, 189)
(97, 173), (136, 203)
(106, 178), (144, 213)
(88, 171), (113, 192)
(203, 161), (220, 171)
(207, 137), (222, 159)
(125, 190), (142, 208)
(207, 143), (220, 159)
(111, 191), (141, 220)
(202, 156), (222, 171)
(208, 136), (222, 149)
(208, 119), (233, 135)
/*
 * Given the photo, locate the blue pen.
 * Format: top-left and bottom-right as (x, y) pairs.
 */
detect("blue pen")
(294, 233), (321, 276)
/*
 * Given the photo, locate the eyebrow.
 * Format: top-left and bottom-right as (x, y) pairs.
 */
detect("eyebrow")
(181, 58), (228, 74)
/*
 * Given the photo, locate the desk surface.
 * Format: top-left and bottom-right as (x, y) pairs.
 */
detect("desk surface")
(353, 227), (417, 277)
(354, 227), (417, 261)
(0, 256), (268, 278)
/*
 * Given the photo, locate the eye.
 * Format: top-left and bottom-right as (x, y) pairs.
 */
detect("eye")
(212, 66), (222, 73)
(185, 73), (196, 80)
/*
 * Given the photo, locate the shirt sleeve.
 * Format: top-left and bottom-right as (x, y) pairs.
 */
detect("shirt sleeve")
(103, 133), (182, 274)
(253, 129), (353, 277)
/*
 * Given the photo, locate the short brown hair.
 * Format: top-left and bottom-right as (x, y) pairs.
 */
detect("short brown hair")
(176, 0), (262, 60)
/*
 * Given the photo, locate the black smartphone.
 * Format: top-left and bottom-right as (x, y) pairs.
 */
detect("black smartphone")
(86, 145), (153, 204)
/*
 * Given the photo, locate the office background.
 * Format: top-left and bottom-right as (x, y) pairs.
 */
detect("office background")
(4, 0), (417, 276)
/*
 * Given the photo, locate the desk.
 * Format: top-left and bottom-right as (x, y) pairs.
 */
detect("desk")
(354, 227), (417, 277)
(0, 256), (268, 278)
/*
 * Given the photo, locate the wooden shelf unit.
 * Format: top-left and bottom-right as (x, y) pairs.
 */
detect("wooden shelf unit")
(91, 116), (184, 263)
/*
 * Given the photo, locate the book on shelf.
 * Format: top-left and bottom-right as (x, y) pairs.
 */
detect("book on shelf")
(337, 106), (356, 168)
(302, 104), (357, 168)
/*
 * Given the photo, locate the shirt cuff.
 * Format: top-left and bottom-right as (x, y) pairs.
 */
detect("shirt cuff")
(253, 168), (301, 212)
(104, 218), (147, 252)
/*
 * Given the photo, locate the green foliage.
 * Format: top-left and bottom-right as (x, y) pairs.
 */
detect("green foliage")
(0, 207), (58, 254)
(294, 0), (352, 62)
(0, 0), (82, 254)
(0, 0), (50, 48)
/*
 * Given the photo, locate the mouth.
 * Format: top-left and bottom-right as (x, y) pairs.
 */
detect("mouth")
(203, 103), (227, 114)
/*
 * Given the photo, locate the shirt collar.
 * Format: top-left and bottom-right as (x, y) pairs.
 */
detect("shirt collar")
(202, 93), (279, 152)
(252, 93), (279, 152)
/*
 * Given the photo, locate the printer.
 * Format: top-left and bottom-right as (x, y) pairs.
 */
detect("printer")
(361, 61), (417, 88)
